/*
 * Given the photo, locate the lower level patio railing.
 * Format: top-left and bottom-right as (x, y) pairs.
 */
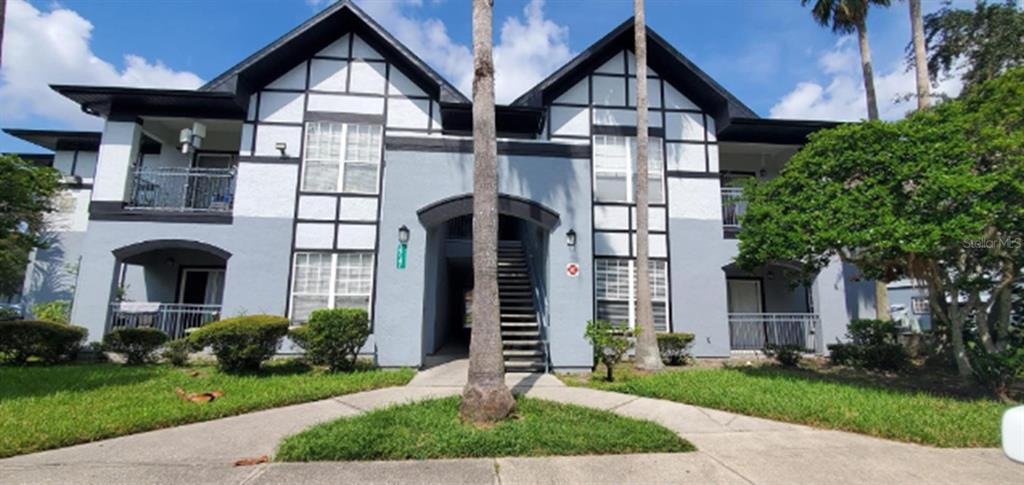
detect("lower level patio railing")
(109, 302), (221, 340)
(728, 313), (821, 353)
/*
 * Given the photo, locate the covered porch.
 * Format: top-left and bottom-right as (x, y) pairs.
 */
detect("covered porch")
(108, 240), (230, 339)
(723, 262), (822, 353)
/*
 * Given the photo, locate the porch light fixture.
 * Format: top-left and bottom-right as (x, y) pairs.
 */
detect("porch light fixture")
(275, 142), (288, 156)
(566, 229), (577, 248)
(398, 225), (410, 245)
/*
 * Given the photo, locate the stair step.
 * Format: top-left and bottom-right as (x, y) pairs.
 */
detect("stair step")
(503, 339), (541, 346)
(501, 322), (539, 328)
(502, 330), (540, 337)
(503, 349), (544, 357)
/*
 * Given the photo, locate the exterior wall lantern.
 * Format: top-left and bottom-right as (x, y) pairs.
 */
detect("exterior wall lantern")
(396, 225), (410, 270)
(566, 229), (577, 248)
(275, 142), (288, 156)
(398, 225), (410, 245)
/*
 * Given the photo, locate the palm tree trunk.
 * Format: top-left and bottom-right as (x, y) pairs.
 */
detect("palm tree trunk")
(855, 18), (890, 321)
(855, 20), (880, 121)
(460, 0), (515, 424)
(0, 0), (6, 68)
(908, 0), (930, 110)
(632, 0), (663, 371)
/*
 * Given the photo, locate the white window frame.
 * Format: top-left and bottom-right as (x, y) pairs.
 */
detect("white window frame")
(289, 251), (375, 322)
(301, 122), (383, 194)
(911, 296), (930, 315)
(592, 134), (664, 204)
(595, 258), (670, 331)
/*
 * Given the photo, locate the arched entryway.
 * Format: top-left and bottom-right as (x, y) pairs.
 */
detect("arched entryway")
(417, 194), (559, 371)
(108, 239), (231, 339)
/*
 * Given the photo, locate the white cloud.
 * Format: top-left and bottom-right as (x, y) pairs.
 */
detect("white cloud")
(356, 0), (573, 103)
(769, 37), (963, 121)
(0, 0), (203, 129)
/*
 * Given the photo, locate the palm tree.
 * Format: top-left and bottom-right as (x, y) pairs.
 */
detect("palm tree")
(907, 0), (930, 109)
(803, 0), (891, 120)
(632, 0), (662, 371)
(0, 0), (6, 68)
(459, 0), (515, 424)
(803, 0), (892, 321)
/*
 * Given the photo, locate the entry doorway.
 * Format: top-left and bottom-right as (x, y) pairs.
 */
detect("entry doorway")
(177, 268), (225, 305)
(727, 278), (763, 313)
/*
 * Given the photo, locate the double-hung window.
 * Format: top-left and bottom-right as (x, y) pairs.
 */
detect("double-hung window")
(595, 258), (669, 331)
(302, 122), (382, 193)
(592, 135), (664, 204)
(290, 252), (374, 322)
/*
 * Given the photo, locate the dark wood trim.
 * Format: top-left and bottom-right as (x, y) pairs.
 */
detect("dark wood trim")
(592, 125), (665, 137)
(238, 155), (300, 164)
(305, 111), (385, 124)
(666, 170), (719, 179)
(384, 136), (592, 158)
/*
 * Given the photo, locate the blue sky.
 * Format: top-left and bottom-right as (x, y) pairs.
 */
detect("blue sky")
(0, 0), (970, 153)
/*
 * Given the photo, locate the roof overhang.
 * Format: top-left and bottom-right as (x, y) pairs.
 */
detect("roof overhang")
(2, 128), (102, 151)
(717, 118), (841, 145)
(50, 85), (247, 121)
(438, 104), (546, 138)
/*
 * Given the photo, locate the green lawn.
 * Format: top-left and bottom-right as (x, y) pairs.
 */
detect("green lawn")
(562, 366), (1010, 448)
(276, 396), (694, 461)
(0, 362), (414, 458)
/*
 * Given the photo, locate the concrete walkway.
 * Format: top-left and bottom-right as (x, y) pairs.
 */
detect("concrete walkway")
(1, 359), (1020, 484)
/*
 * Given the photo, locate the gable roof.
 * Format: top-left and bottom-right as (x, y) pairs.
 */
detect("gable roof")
(200, 0), (469, 104)
(511, 18), (758, 129)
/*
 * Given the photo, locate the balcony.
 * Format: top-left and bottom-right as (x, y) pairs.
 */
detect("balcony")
(728, 313), (821, 353)
(127, 167), (236, 212)
(721, 186), (745, 230)
(109, 302), (221, 340)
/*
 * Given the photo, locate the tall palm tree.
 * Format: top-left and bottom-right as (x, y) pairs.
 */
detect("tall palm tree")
(632, 0), (662, 371)
(907, 0), (930, 109)
(460, 0), (515, 424)
(803, 0), (891, 120)
(803, 0), (892, 321)
(0, 0), (7, 68)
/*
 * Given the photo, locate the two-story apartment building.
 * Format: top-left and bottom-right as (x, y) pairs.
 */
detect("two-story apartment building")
(6, 1), (876, 371)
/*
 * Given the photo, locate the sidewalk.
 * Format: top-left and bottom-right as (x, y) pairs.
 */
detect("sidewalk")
(1, 359), (1020, 484)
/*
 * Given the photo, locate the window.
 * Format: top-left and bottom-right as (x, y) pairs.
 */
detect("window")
(592, 135), (664, 203)
(290, 252), (374, 321)
(595, 258), (669, 331)
(911, 296), (930, 315)
(301, 122), (382, 193)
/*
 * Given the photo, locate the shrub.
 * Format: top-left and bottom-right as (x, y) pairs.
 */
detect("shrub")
(189, 315), (289, 372)
(289, 308), (370, 372)
(0, 320), (86, 364)
(828, 319), (910, 372)
(656, 332), (694, 366)
(84, 341), (108, 362)
(765, 344), (802, 367)
(584, 320), (634, 381)
(0, 307), (21, 321)
(103, 328), (168, 365)
(31, 300), (71, 324)
(161, 338), (192, 367)
(969, 339), (1024, 403)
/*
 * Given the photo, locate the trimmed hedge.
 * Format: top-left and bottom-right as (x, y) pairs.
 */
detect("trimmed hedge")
(103, 328), (168, 365)
(189, 315), (289, 372)
(289, 308), (370, 372)
(161, 338), (192, 367)
(828, 319), (910, 371)
(656, 332), (695, 366)
(0, 320), (87, 364)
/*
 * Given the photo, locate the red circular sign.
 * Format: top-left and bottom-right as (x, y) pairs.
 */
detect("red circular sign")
(566, 263), (579, 277)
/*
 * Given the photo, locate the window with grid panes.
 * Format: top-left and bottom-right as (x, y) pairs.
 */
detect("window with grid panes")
(301, 122), (382, 193)
(592, 135), (664, 203)
(595, 258), (669, 331)
(290, 252), (374, 321)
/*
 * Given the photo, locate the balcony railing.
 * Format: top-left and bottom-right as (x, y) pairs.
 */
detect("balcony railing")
(728, 313), (821, 353)
(721, 186), (745, 229)
(127, 167), (236, 212)
(109, 302), (221, 340)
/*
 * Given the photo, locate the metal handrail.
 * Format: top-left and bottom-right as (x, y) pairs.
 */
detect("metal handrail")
(127, 167), (236, 212)
(728, 312), (821, 353)
(109, 302), (221, 340)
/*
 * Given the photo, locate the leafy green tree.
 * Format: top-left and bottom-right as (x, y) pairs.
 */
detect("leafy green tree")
(585, 320), (635, 382)
(0, 155), (61, 296)
(737, 68), (1024, 391)
(919, 1), (1024, 93)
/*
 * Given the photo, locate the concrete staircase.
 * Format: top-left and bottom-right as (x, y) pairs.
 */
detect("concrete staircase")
(497, 240), (546, 372)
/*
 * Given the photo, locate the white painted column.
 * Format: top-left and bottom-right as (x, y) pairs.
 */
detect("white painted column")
(91, 120), (143, 203)
(812, 257), (853, 354)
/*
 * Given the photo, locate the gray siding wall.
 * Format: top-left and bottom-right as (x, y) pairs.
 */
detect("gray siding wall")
(374, 148), (593, 370)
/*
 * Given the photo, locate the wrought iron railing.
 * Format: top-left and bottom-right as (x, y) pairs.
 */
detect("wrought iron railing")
(127, 167), (236, 212)
(728, 313), (821, 353)
(109, 303), (221, 340)
(721, 186), (745, 229)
